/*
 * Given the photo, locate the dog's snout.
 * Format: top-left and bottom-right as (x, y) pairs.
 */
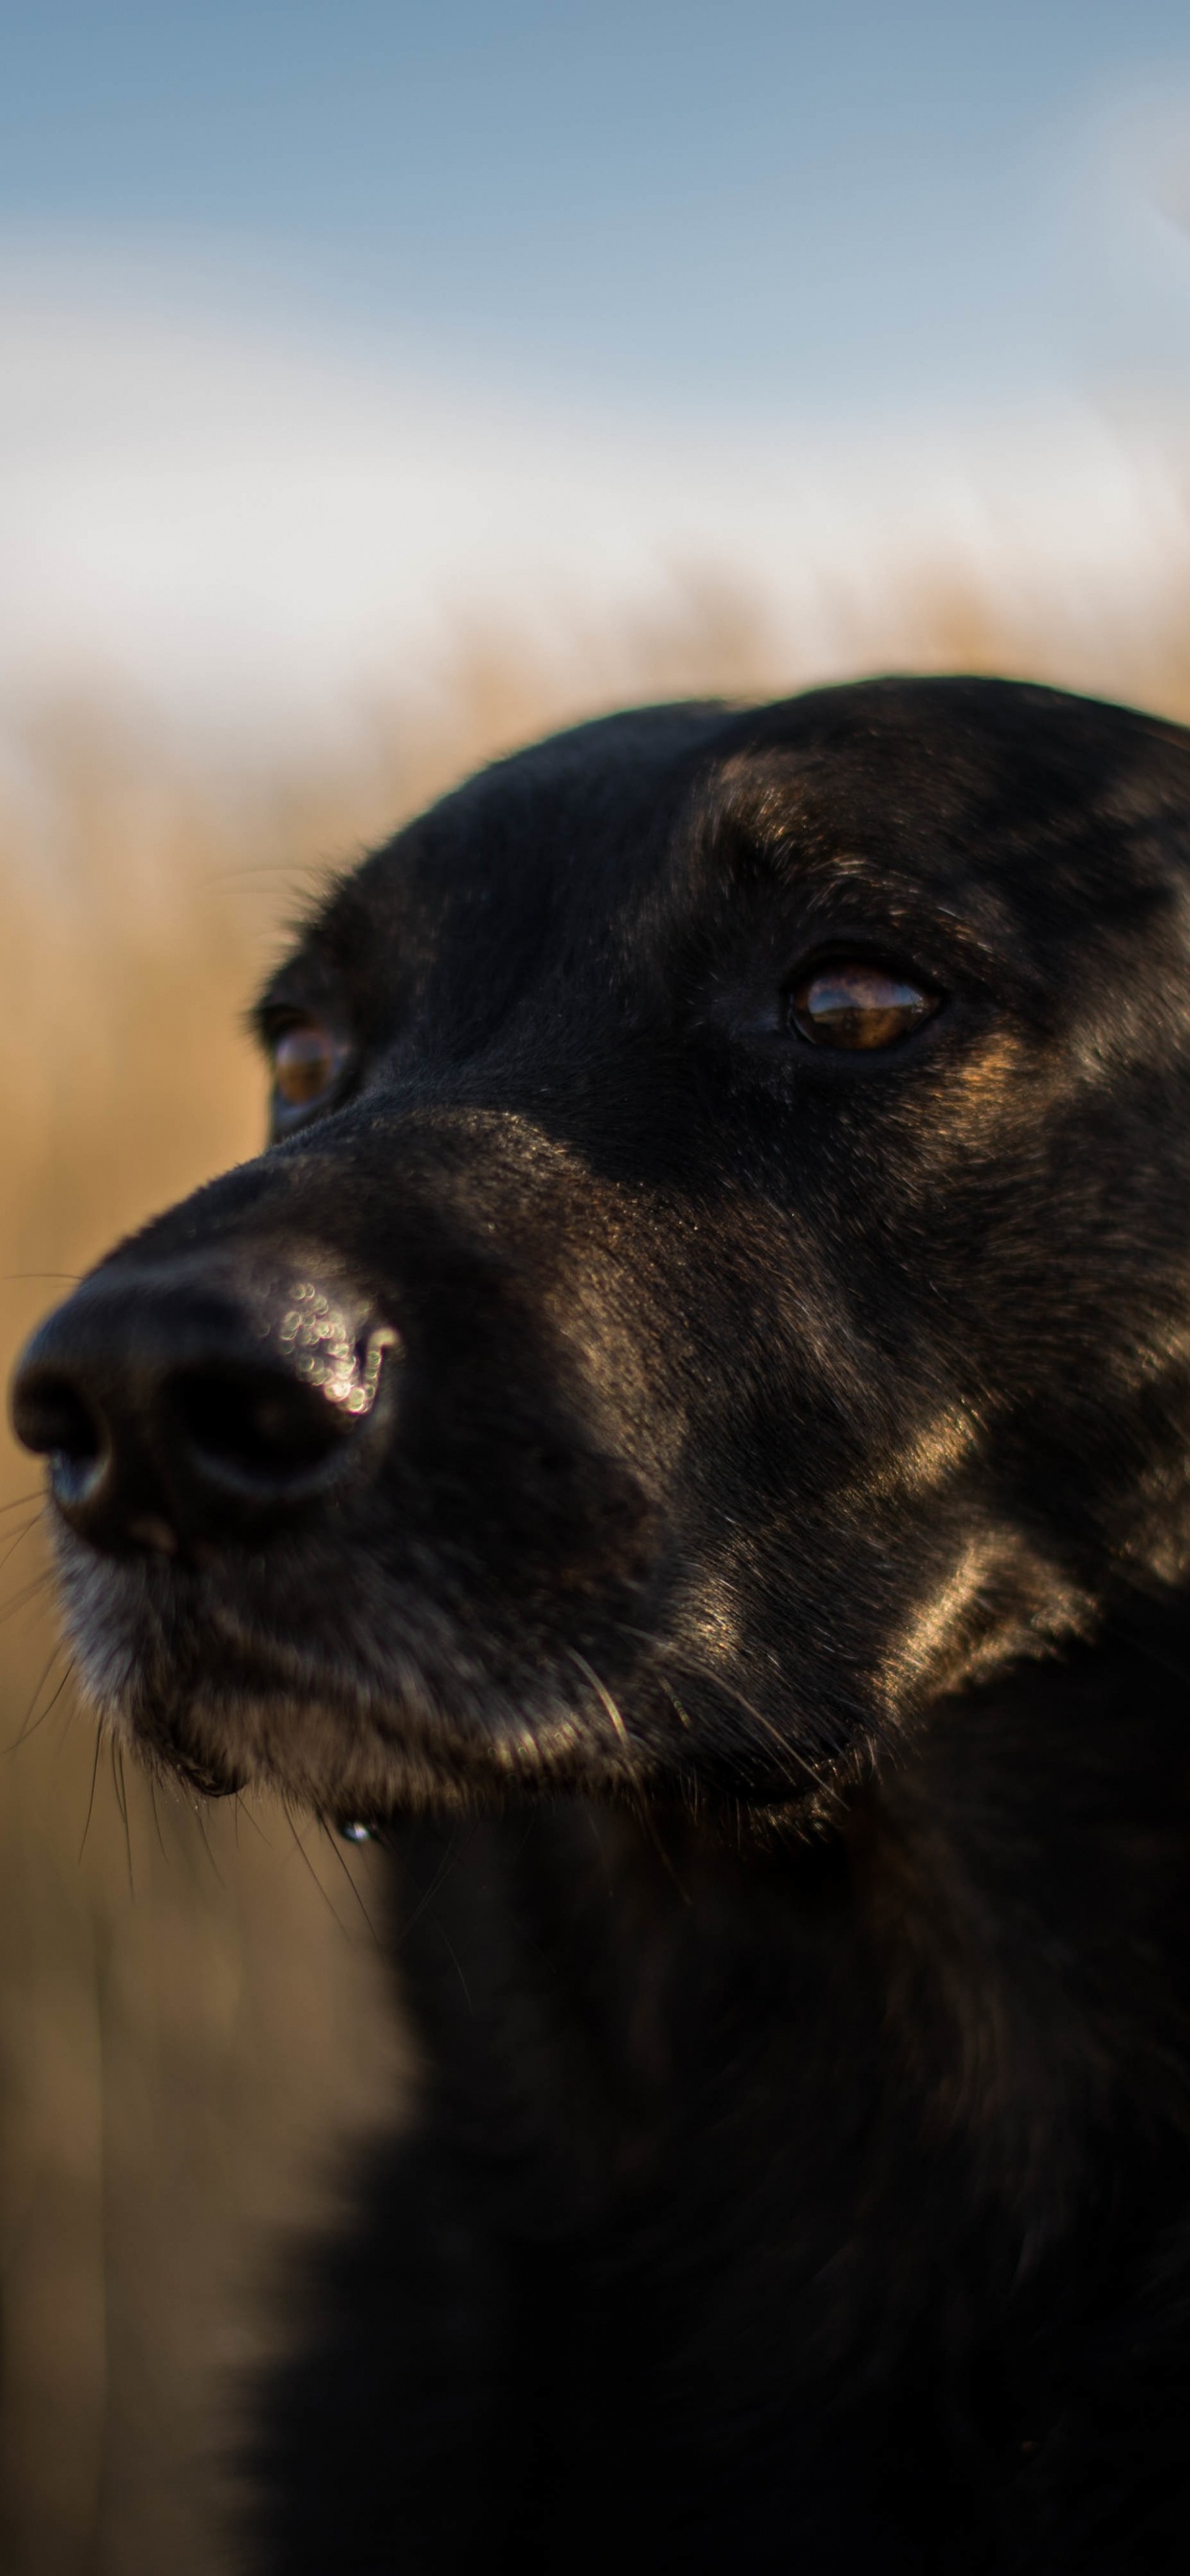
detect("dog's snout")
(10, 1259), (400, 1554)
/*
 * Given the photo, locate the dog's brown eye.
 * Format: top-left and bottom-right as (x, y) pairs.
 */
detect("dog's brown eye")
(270, 1020), (347, 1111)
(787, 962), (938, 1051)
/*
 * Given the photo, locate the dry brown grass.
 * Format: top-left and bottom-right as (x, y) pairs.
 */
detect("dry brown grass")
(3, 576), (1190, 2572)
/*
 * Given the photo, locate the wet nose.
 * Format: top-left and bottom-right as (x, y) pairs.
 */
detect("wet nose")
(9, 1256), (400, 1553)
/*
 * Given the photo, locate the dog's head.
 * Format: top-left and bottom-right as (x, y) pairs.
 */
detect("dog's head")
(11, 678), (1190, 1825)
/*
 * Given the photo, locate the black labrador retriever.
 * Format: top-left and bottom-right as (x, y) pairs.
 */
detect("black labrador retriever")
(11, 677), (1190, 2571)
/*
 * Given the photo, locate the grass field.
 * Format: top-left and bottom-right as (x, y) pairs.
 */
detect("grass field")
(3, 580), (1190, 2570)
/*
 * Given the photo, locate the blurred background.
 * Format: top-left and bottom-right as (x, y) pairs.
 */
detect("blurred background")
(4, 2), (1190, 2565)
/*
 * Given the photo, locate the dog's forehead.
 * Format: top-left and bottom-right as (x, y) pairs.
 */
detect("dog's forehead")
(286, 678), (1190, 1014)
(687, 678), (1190, 916)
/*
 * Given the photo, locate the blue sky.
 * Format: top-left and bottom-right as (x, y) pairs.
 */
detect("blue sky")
(4, 0), (1190, 412)
(4, 4), (1190, 740)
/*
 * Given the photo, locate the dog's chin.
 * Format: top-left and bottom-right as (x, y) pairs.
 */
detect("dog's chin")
(51, 1521), (673, 1822)
(93, 1672), (851, 1838)
(56, 1504), (1076, 1830)
(61, 1622), (629, 1825)
(51, 1493), (1108, 1833)
(52, 1523), (863, 1829)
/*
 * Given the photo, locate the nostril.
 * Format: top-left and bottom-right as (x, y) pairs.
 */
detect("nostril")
(11, 1373), (107, 1505)
(11, 1274), (398, 1542)
(172, 1364), (358, 1489)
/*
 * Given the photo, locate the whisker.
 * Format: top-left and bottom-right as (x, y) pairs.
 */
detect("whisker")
(232, 1793), (271, 1846)
(318, 1818), (385, 1946)
(4, 1636), (61, 1751)
(112, 1741), (136, 1898)
(38, 1660), (77, 1736)
(147, 1772), (169, 1863)
(567, 1645), (636, 1766)
(5, 1637), (74, 1754)
(0, 1510), (46, 1580)
(395, 1821), (470, 1948)
(658, 1650), (846, 1811)
(280, 1798), (354, 1940)
(79, 1726), (104, 1864)
(612, 1617), (828, 1789)
(193, 1798), (226, 1891)
(565, 1645), (691, 1896)
(205, 858), (330, 886)
(0, 1570), (54, 1630)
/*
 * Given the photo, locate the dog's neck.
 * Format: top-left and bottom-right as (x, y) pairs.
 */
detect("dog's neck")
(394, 1609), (1190, 2349)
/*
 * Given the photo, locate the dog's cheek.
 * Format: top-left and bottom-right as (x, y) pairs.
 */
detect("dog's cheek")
(877, 1525), (1096, 1713)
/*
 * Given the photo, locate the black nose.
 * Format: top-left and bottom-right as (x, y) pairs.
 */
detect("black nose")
(9, 1255), (400, 1554)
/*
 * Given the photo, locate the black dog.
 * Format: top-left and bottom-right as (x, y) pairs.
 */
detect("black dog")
(12, 677), (1190, 2571)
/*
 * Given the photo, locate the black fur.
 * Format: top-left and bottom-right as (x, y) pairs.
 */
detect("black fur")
(12, 677), (1190, 2568)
